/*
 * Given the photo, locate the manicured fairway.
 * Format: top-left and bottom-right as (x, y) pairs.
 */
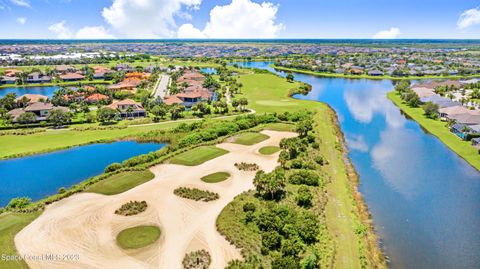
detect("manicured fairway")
(233, 132), (269, 145)
(258, 146), (280, 155)
(85, 170), (155, 195)
(170, 146), (228, 166)
(0, 121), (191, 159)
(116, 225), (160, 249)
(263, 122), (295, 132)
(388, 91), (480, 171)
(0, 212), (41, 269)
(201, 172), (231, 183)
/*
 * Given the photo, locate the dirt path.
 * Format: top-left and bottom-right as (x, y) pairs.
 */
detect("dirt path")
(15, 130), (296, 269)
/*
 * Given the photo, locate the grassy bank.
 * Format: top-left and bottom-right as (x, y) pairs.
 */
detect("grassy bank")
(0, 212), (41, 269)
(388, 91), (480, 171)
(272, 64), (478, 80)
(85, 170), (155, 195)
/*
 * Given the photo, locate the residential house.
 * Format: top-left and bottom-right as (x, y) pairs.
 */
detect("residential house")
(85, 93), (109, 104)
(26, 72), (52, 84)
(16, 94), (48, 105)
(107, 99), (146, 118)
(8, 102), (68, 122)
(60, 73), (85, 81)
(55, 65), (76, 74)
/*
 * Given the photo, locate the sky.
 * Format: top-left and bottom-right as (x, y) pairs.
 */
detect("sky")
(0, 0), (479, 39)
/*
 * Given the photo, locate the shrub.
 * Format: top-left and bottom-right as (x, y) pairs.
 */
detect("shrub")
(235, 162), (260, 171)
(243, 202), (256, 213)
(114, 200), (148, 216)
(296, 186), (313, 208)
(6, 197), (31, 210)
(182, 249), (211, 269)
(288, 170), (320, 186)
(174, 187), (219, 202)
(105, 162), (123, 173)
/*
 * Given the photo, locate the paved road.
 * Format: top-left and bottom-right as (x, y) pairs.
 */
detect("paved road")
(153, 75), (170, 99)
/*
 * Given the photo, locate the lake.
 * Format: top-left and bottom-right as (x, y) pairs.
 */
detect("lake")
(236, 61), (480, 269)
(0, 85), (59, 98)
(0, 141), (165, 206)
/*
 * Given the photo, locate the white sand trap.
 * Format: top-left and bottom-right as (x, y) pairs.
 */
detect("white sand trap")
(15, 130), (296, 269)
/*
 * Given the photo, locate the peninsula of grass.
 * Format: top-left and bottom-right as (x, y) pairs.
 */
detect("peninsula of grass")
(114, 201), (148, 216)
(388, 91), (480, 171)
(258, 146), (280, 155)
(116, 225), (160, 250)
(233, 132), (269, 145)
(174, 187), (219, 202)
(170, 146), (228, 166)
(85, 170), (155, 195)
(0, 212), (41, 269)
(200, 172), (231, 183)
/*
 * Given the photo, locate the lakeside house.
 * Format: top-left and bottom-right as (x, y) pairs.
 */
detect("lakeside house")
(16, 94), (48, 105)
(60, 73), (85, 82)
(108, 99), (146, 118)
(7, 102), (68, 122)
(26, 72), (52, 84)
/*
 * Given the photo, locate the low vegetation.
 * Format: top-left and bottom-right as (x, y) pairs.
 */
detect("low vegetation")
(258, 146), (280, 155)
(200, 172), (230, 183)
(85, 170), (155, 195)
(174, 187), (219, 202)
(114, 201), (148, 216)
(0, 212), (41, 269)
(233, 132), (269, 145)
(234, 162), (259, 171)
(170, 146), (229, 166)
(182, 249), (211, 269)
(116, 225), (161, 250)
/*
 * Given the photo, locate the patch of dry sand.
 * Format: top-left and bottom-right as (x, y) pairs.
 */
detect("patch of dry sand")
(15, 130), (296, 269)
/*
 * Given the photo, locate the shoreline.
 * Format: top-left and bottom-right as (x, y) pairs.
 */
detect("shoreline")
(387, 91), (480, 172)
(272, 64), (479, 81)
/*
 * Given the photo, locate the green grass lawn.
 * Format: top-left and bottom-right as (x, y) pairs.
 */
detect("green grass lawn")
(170, 146), (229, 166)
(0, 120), (194, 159)
(0, 212), (41, 269)
(116, 225), (160, 250)
(233, 132), (269, 145)
(263, 122), (295, 132)
(201, 172), (231, 183)
(85, 170), (155, 195)
(388, 91), (480, 171)
(258, 146), (280, 155)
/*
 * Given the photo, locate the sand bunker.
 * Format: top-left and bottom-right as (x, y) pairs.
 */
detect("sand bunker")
(15, 130), (296, 269)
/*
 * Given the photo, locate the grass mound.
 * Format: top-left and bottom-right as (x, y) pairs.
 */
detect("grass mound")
(114, 201), (148, 216)
(201, 172), (231, 183)
(259, 146), (280, 155)
(174, 187), (219, 202)
(233, 132), (269, 145)
(116, 225), (160, 250)
(85, 170), (155, 195)
(170, 146), (228, 166)
(182, 249), (211, 269)
(234, 162), (259, 171)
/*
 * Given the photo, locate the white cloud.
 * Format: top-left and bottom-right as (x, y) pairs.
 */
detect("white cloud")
(9, 0), (30, 8)
(372, 27), (401, 39)
(48, 21), (73, 39)
(75, 26), (115, 39)
(458, 8), (480, 29)
(178, 0), (283, 38)
(102, 0), (201, 38)
(16, 17), (27, 25)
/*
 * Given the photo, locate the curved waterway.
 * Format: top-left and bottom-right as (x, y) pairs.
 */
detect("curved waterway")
(0, 141), (165, 206)
(236, 61), (480, 269)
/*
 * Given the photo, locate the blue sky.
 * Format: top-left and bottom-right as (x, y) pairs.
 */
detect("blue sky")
(0, 0), (479, 39)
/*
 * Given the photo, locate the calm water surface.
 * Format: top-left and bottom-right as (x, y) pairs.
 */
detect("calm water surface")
(0, 86), (59, 98)
(235, 61), (480, 269)
(0, 141), (164, 206)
